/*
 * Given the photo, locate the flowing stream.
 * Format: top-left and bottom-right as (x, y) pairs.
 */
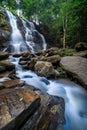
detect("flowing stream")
(6, 10), (87, 130)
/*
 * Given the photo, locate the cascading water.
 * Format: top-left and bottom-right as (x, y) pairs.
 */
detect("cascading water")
(12, 64), (87, 130)
(6, 10), (87, 130)
(21, 19), (47, 53)
(6, 10), (27, 53)
(6, 10), (47, 53)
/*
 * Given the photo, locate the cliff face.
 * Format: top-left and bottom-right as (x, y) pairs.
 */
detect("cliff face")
(0, 8), (11, 50)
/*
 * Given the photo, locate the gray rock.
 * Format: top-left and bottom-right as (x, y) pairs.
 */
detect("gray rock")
(60, 56), (87, 88)
(35, 61), (59, 78)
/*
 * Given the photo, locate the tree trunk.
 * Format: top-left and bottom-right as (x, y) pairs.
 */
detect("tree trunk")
(63, 28), (66, 49)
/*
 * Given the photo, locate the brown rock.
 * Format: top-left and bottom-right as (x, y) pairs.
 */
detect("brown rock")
(0, 52), (9, 60)
(21, 92), (65, 130)
(2, 79), (24, 88)
(0, 85), (40, 130)
(0, 60), (15, 71)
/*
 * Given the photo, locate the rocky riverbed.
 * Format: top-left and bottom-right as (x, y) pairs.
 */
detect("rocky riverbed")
(0, 50), (65, 130)
(0, 46), (87, 130)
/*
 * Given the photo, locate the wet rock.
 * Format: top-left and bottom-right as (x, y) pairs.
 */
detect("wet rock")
(12, 53), (22, 57)
(0, 85), (40, 130)
(21, 92), (65, 130)
(0, 71), (15, 78)
(0, 66), (6, 72)
(22, 51), (32, 57)
(0, 83), (5, 89)
(28, 58), (38, 70)
(0, 60), (15, 71)
(60, 56), (87, 88)
(19, 60), (27, 65)
(0, 30), (11, 42)
(0, 52), (9, 60)
(75, 42), (87, 52)
(2, 79), (24, 88)
(35, 61), (59, 78)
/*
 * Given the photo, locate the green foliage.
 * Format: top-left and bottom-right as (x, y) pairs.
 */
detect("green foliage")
(0, 0), (87, 47)
(57, 67), (67, 78)
(57, 48), (76, 57)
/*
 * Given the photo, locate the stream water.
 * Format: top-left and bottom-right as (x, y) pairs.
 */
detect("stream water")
(6, 10), (87, 130)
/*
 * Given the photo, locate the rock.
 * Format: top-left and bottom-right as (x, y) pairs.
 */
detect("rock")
(45, 47), (59, 56)
(0, 60), (15, 71)
(27, 58), (38, 70)
(21, 92), (65, 130)
(35, 50), (46, 56)
(0, 85), (40, 130)
(41, 55), (61, 67)
(75, 42), (87, 52)
(12, 53), (22, 57)
(35, 47), (58, 57)
(35, 61), (59, 78)
(74, 50), (87, 58)
(2, 79), (24, 88)
(0, 65), (6, 72)
(60, 56), (87, 88)
(22, 51), (32, 57)
(0, 30), (11, 42)
(0, 83), (5, 89)
(19, 60), (27, 65)
(0, 52), (9, 60)
(0, 71), (15, 78)
(0, 8), (11, 47)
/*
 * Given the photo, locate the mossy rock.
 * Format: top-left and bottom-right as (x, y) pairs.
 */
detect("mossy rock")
(0, 8), (11, 31)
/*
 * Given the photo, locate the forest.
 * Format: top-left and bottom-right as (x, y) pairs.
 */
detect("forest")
(0, 0), (87, 48)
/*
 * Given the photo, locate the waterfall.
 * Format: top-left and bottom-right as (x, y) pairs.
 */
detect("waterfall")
(6, 10), (27, 53)
(6, 10), (47, 53)
(21, 19), (47, 53)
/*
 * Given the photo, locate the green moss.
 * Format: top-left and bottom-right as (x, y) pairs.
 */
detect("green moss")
(0, 9), (11, 31)
(57, 67), (67, 78)
(57, 48), (76, 57)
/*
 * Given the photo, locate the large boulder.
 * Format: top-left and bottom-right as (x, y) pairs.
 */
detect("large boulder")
(75, 42), (87, 52)
(35, 61), (59, 78)
(60, 56), (87, 88)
